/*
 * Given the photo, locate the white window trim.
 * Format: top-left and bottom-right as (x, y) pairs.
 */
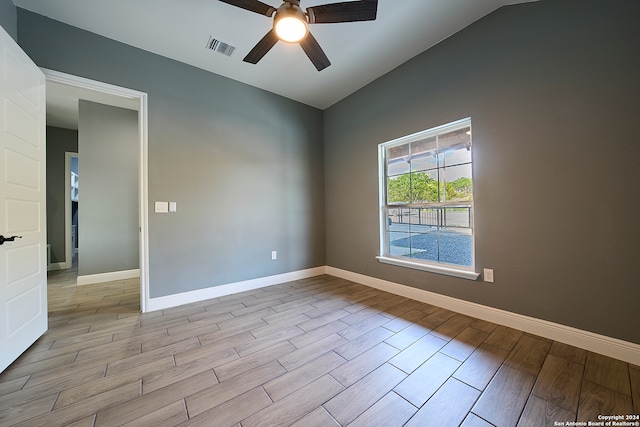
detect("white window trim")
(376, 256), (480, 280)
(378, 117), (479, 280)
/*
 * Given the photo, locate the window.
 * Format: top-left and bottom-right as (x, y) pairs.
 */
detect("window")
(378, 118), (478, 279)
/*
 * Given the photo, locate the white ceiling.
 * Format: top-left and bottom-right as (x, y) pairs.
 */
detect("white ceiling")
(15, 0), (535, 127)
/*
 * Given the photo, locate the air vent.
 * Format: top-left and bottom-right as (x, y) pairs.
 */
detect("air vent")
(206, 36), (235, 57)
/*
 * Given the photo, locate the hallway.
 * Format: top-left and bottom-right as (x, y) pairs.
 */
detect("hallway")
(47, 258), (140, 321)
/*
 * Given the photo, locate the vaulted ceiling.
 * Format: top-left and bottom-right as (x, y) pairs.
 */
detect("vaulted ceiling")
(16, 0), (536, 112)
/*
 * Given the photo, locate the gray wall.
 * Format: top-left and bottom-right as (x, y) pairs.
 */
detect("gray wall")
(17, 9), (326, 298)
(46, 126), (78, 264)
(324, 0), (640, 344)
(0, 0), (16, 40)
(78, 101), (139, 276)
(17, 1), (638, 344)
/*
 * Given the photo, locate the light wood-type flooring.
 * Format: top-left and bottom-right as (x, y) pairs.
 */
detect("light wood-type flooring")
(0, 271), (638, 426)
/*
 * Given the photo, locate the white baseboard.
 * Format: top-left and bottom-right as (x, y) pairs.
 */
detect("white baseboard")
(146, 266), (327, 312)
(47, 262), (66, 272)
(326, 266), (640, 365)
(139, 263), (639, 364)
(77, 269), (140, 286)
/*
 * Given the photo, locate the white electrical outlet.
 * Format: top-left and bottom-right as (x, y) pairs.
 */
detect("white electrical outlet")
(483, 268), (494, 283)
(271, 251), (277, 260)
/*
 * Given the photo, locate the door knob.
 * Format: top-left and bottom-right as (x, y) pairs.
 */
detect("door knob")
(0, 235), (22, 245)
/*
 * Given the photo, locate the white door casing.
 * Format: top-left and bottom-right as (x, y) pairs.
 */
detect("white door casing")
(41, 69), (149, 313)
(0, 27), (47, 372)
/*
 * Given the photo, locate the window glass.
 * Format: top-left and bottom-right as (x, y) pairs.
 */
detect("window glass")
(442, 163), (473, 202)
(380, 118), (474, 271)
(410, 136), (438, 173)
(386, 144), (410, 177)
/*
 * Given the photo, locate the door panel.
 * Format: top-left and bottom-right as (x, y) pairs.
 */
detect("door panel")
(6, 244), (42, 284)
(7, 286), (42, 335)
(5, 98), (41, 145)
(6, 199), (41, 231)
(6, 148), (41, 189)
(0, 25), (47, 373)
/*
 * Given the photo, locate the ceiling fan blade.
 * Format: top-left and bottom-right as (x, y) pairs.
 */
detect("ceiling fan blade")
(218, 0), (276, 17)
(244, 30), (279, 64)
(299, 32), (331, 71)
(307, 0), (377, 24)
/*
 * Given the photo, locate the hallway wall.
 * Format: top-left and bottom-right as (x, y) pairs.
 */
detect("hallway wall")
(78, 100), (139, 276)
(45, 126), (78, 266)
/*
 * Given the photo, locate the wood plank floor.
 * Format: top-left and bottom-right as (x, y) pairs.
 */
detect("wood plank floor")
(0, 272), (638, 426)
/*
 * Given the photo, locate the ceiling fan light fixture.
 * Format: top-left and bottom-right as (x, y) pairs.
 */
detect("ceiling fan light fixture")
(274, 6), (308, 43)
(227, 0), (378, 71)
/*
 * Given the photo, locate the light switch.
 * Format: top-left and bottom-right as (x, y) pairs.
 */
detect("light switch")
(155, 201), (169, 213)
(169, 202), (177, 212)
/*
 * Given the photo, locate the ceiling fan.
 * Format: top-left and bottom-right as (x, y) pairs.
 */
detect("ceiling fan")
(218, 0), (378, 71)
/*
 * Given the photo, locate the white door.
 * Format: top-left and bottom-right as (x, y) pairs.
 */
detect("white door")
(0, 26), (47, 373)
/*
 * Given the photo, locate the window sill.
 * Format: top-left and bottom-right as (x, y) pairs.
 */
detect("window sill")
(376, 256), (480, 281)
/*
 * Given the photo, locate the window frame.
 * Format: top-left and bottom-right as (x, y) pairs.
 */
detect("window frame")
(377, 117), (480, 280)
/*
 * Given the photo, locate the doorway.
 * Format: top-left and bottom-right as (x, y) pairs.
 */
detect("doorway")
(64, 151), (78, 271)
(43, 69), (150, 312)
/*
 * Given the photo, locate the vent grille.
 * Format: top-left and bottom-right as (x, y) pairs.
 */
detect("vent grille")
(206, 36), (235, 57)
